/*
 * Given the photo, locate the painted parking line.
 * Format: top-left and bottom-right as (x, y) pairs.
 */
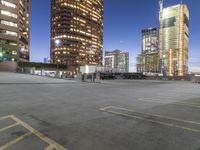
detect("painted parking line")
(100, 106), (200, 125)
(0, 122), (19, 132)
(0, 132), (32, 150)
(137, 98), (200, 109)
(0, 115), (67, 150)
(175, 102), (200, 108)
(45, 145), (57, 150)
(100, 106), (200, 133)
(0, 116), (11, 121)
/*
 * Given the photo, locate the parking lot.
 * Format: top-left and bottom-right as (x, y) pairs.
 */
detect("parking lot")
(0, 72), (200, 150)
(0, 115), (65, 150)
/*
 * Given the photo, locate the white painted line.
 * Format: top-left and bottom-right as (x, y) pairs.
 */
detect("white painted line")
(100, 106), (200, 133)
(103, 106), (200, 125)
(108, 110), (200, 133)
(137, 98), (200, 109)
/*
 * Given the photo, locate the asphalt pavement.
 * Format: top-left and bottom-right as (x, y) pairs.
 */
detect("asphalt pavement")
(0, 72), (200, 150)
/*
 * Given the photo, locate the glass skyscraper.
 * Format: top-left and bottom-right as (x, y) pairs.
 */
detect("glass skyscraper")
(137, 28), (160, 73)
(50, 0), (104, 73)
(159, 4), (189, 76)
(142, 28), (159, 54)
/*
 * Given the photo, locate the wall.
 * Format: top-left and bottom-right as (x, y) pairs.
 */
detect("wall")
(0, 62), (18, 72)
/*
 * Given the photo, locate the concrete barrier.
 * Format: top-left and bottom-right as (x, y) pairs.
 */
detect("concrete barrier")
(191, 76), (200, 83)
(0, 61), (18, 72)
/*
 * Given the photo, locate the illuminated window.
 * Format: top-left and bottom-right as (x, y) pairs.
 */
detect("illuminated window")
(0, 0), (17, 8)
(0, 20), (17, 27)
(0, 10), (17, 18)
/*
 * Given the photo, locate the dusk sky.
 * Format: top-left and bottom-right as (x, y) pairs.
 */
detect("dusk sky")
(30, 0), (200, 72)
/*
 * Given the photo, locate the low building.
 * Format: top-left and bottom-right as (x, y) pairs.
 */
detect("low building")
(105, 49), (129, 73)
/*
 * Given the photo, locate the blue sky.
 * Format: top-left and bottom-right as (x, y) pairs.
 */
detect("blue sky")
(30, 0), (200, 72)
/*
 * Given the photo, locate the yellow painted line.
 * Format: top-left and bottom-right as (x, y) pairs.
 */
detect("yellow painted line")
(0, 123), (20, 132)
(10, 115), (67, 150)
(100, 106), (200, 133)
(45, 145), (56, 150)
(0, 115), (12, 121)
(0, 132), (32, 150)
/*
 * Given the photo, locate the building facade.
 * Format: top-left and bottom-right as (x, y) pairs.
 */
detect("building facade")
(137, 52), (160, 73)
(137, 28), (160, 73)
(0, 0), (30, 62)
(159, 4), (189, 76)
(105, 49), (129, 73)
(50, 0), (104, 73)
(44, 57), (50, 64)
(142, 28), (159, 54)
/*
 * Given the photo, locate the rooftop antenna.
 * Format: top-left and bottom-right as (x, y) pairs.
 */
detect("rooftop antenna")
(159, 0), (163, 11)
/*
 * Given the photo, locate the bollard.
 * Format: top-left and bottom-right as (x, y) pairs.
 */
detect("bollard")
(84, 73), (87, 82)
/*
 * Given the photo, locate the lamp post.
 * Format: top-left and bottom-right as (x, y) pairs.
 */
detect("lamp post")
(54, 39), (61, 78)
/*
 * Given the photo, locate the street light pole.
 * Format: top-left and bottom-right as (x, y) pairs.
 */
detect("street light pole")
(54, 39), (61, 78)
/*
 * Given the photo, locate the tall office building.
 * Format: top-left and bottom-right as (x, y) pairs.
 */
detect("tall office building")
(137, 28), (160, 73)
(105, 49), (129, 73)
(51, 0), (104, 73)
(0, 0), (30, 62)
(159, 3), (189, 76)
(142, 28), (159, 54)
